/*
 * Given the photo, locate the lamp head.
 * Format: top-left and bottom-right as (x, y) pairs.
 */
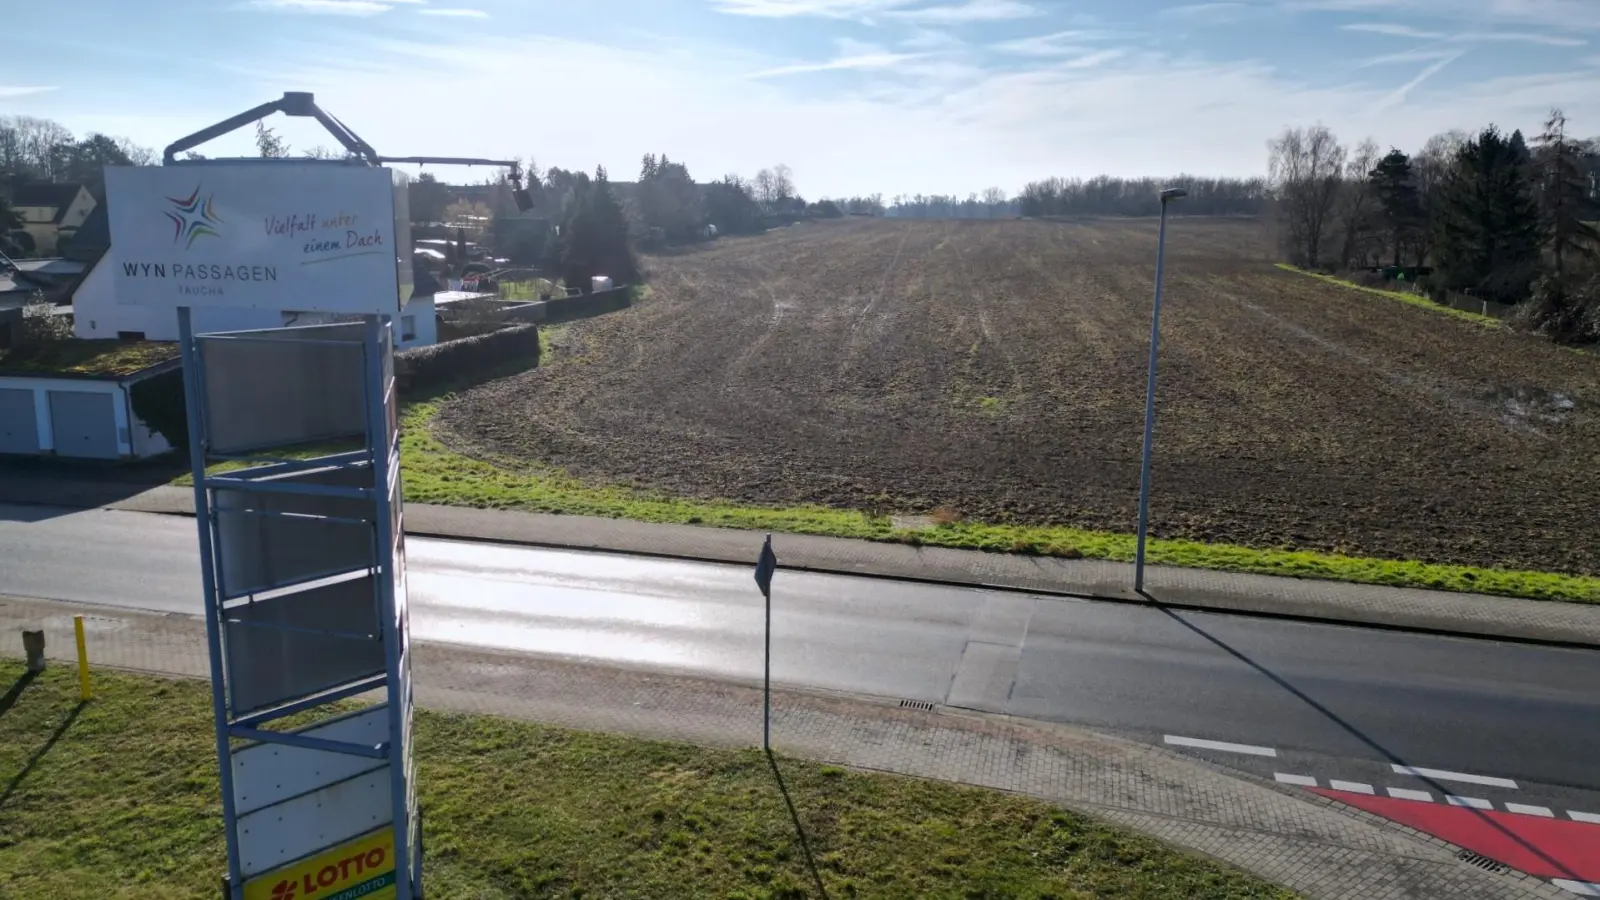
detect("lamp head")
(1160, 188), (1188, 202)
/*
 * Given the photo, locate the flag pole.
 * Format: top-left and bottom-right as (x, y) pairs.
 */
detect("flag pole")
(754, 534), (777, 753)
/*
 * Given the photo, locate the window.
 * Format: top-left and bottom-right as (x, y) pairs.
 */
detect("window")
(400, 315), (416, 342)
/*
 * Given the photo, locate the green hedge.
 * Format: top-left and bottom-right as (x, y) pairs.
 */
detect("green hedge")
(396, 323), (541, 394)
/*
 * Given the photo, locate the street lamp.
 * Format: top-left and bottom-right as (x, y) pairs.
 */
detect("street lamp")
(1134, 187), (1187, 592)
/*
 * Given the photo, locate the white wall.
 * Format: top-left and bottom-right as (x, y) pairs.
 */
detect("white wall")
(397, 294), (436, 349)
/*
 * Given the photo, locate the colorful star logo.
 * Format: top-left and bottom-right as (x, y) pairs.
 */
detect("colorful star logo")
(165, 184), (223, 249)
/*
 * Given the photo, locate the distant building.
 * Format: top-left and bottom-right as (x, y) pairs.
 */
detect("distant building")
(8, 183), (97, 256)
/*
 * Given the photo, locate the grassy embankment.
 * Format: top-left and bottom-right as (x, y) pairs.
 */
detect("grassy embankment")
(1273, 264), (1501, 327)
(0, 662), (1296, 899)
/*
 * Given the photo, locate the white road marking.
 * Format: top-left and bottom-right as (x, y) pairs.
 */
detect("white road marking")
(1571, 811), (1600, 824)
(1553, 880), (1600, 897)
(1504, 803), (1554, 818)
(1329, 780), (1375, 795)
(1163, 735), (1277, 757)
(1274, 773), (1317, 787)
(1391, 765), (1518, 789)
(1387, 788), (1434, 802)
(1447, 795), (1493, 809)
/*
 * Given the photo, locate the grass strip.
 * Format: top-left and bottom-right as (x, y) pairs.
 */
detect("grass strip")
(1273, 264), (1501, 327)
(404, 402), (1600, 604)
(0, 663), (1295, 899)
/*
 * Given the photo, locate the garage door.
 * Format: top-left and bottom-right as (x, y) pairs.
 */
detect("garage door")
(0, 389), (40, 454)
(48, 390), (120, 459)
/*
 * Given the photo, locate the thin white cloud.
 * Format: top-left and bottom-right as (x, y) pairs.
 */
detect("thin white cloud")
(1290, 0), (1598, 31)
(992, 30), (1117, 56)
(0, 86), (58, 98)
(750, 51), (926, 78)
(1159, 1), (1251, 22)
(1375, 49), (1463, 110)
(1057, 49), (1127, 69)
(244, 0), (396, 14)
(1342, 22), (1444, 38)
(886, 0), (1040, 23)
(1453, 31), (1584, 47)
(1359, 47), (1459, 66)
(901, 28), (966, 50)
(710, 0), (908, 18)
(1342, 21), (1584, 46)
(419, 7), (490, 16)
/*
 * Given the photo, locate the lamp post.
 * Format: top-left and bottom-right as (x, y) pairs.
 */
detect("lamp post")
(1134, 187), (1187, 592)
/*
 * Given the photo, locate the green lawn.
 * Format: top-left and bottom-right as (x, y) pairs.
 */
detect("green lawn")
(0, 663), (1296, 899)
(1273, 264), (1501, 327)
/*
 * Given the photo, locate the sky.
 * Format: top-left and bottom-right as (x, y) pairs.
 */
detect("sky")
(5, 0), (1599, 197)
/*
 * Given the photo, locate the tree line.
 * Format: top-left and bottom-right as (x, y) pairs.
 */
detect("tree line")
(1269, 110), (1600, 341)
(1017, 175), (1270, 218)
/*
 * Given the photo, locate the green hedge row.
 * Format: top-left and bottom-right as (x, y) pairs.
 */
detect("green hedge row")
(396, 323), (541, 394)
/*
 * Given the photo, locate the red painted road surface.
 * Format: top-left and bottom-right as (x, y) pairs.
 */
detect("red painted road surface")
(1310, 788), (1600, 880)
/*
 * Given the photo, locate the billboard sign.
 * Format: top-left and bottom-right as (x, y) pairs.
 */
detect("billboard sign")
(105, 164), (412, 315)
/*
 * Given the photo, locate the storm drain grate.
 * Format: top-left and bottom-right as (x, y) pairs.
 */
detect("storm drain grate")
(1456, 850), (1508, 874)
(899, 699), (935, 712)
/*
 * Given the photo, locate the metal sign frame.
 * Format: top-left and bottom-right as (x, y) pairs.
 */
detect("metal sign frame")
(178, 308), (418, 900)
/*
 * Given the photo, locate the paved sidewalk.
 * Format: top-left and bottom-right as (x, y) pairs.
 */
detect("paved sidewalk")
(0, 593), (1572, 900)
(3, 473), (1598, 647)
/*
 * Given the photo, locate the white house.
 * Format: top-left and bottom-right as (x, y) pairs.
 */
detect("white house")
(10, 183), (97, 257)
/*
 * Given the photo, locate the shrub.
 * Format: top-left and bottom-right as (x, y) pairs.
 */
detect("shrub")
(1510, 273), (1600, 344)
(128, 367), (188, 451)
(396, 323), (540, 394)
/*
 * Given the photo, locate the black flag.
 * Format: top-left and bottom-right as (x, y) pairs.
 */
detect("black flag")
(754, 534), (776, 600)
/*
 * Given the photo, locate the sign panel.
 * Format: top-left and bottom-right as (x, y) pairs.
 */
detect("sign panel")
(105, 164), (413, 314)
(224, 575), (385, 717)
(199, 328), (367, 454)
(242, 826), (397, 900)
(232, 707), (390, 816)
(237, 767), (393, 878)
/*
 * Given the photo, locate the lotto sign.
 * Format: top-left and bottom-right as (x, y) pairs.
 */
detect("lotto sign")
(243, 828), (396, 900)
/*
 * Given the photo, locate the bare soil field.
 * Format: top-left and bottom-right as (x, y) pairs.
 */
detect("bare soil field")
(437, 218), (1600, 575)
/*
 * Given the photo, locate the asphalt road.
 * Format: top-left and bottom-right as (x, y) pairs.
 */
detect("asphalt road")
(4, 501), (1599, 817)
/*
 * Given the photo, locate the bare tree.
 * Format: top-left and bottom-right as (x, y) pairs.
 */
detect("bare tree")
(0, 115), (75, 180)
(1335, 138), (1381, 269)
(116, 137), (157, 166)
(255, 121), (290, 158)
(981, 186), (1008, 217)
(1269, 124), (1347, 269)
(752, 168), (776, 206)
(772, 164), (795, 202)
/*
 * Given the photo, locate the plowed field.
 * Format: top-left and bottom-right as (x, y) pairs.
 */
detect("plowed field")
(436, 218), (1600, 574)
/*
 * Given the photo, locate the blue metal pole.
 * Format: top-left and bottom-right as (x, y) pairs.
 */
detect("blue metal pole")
(1135, 202), (1172, 593)
(179, 308), (244, 900)
(366, 315), (415, 900)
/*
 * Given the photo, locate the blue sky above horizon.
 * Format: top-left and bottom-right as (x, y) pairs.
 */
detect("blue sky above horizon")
(5, 0), (1598, 197)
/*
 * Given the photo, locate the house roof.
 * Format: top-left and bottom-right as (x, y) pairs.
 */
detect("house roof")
(9, 183), (88, 224)
(63, 202), (109, 262)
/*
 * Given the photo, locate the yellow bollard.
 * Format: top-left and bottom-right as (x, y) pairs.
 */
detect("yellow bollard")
(73, 615), (92, 702)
